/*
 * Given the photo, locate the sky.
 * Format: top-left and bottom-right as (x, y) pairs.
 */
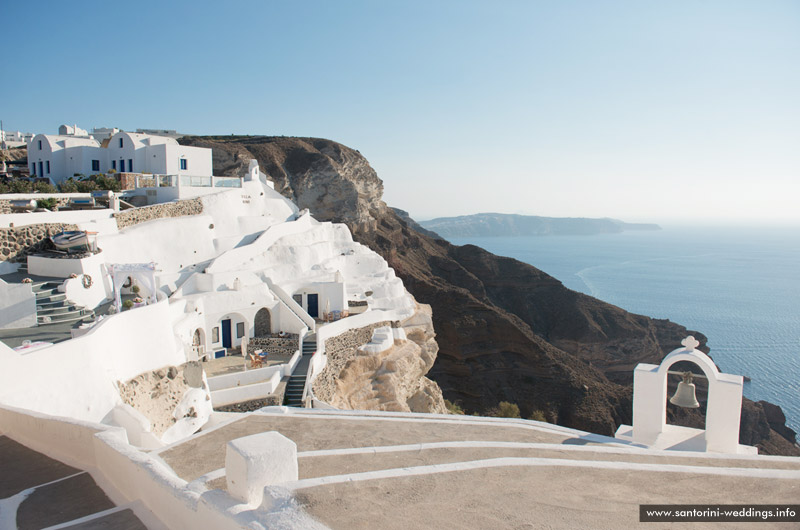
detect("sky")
(2, 0), (798, 224)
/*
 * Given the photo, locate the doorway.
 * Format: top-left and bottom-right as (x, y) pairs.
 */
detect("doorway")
(307, 294), (319, 318)
(221, 319), (232, 348)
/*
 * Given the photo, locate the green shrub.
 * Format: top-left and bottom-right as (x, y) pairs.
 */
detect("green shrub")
(444, 399), (465, 415)
(36, 198), (58, 210)
(131, 285), (140, 294)
(528, 410), (547, 422)
(123, 299), (134, 310)
(490, 401), (521, 418)
(33, 182), (58, 193)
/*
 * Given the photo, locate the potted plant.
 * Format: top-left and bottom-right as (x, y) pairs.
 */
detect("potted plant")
(123, 299), (134, 310)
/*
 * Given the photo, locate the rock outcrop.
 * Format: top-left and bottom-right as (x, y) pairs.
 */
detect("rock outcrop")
(181, 135), (799, 456)
(311, 304), (447, 414)
(179, 136), (382, 233)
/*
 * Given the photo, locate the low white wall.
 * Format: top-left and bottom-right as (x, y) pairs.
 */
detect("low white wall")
(60, 258), (113, 309)
(0, 404), (245, 530)
(208, 364), (285, 392)
(0, 279), (36, 329)
(0, 297), (184, 423)
(210, 371), (282, 407)
(0, 207), (113, 229)
(315, 308), (406, 356)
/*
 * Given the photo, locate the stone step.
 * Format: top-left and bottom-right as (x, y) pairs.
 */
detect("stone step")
(37, 304), (78, 315)
(32, 282), (60, 292)
(38, 312), (94, 326)
(35, 293), (67, 305)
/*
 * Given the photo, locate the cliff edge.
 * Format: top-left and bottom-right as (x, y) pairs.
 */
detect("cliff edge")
(179, 135), (799, 456)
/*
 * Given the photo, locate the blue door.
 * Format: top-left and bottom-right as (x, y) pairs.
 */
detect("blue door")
(307, 294), (319, 318)
(222, 319), (232, 348)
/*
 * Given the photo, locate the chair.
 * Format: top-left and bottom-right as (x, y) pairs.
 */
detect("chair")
(249, 353), (263, 369)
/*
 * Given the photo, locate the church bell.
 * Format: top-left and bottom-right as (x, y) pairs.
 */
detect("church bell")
(669, 371), (700, 408)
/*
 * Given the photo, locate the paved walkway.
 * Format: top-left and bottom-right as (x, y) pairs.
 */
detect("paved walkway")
(0, 435), (150, 530)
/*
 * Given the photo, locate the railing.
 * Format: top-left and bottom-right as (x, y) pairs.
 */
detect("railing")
(179, 175), (212, 188)
(265, 278), (316, 332)
(214, 176), (242, 188)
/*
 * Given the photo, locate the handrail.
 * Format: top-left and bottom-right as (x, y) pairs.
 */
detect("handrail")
(266, 278), (315, 332)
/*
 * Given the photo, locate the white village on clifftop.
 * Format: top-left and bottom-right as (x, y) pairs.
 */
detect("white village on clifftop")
(0, 126), (798, 529)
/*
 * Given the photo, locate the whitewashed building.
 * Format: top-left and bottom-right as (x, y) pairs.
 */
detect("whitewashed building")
(28, 134), (104, 182)
(0, 129), (34, 148)
(27, 127), (212, 186)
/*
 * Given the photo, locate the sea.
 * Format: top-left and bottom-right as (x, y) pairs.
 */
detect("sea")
(449, 226), (800, 434)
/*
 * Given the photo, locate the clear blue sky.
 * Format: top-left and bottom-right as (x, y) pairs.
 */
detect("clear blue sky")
(3, 1), (798, 223)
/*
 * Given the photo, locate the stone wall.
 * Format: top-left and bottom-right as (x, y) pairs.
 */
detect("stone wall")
(114, 198), (203, 229)
(246, 335), (298, 357)
(312, 321), (391, 403)
(0, 223), (78, 262)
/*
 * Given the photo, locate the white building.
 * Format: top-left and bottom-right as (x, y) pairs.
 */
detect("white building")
(1, 129), (34, 148)
(58, 123), (88, 136)
(27, 134), (104, 182)
(90, 127), (120, 141)
(27, 128), (212, 185)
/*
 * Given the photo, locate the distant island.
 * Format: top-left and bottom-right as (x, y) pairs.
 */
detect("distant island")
(418, 213), (661, 238)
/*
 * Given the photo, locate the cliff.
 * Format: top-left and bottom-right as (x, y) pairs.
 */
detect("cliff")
(179, 135), (799, 456)
(420, 213), (661, 238)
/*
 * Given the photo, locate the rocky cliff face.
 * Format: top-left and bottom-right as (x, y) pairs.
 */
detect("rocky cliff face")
(180, 135), (799, 456)
(312, 303), (446, 414)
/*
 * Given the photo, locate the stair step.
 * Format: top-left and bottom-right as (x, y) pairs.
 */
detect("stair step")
(37, 305), (78, 315)
(35, 294), (67, 305)
(38, 313), (94, 326)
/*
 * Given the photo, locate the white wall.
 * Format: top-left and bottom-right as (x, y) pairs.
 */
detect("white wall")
(166, 144), (213, 177)
(0, 405), (256, 530)
(0, 297), (184, 423)
(0, 279), (36, 329)
(0, 204), (112, 228)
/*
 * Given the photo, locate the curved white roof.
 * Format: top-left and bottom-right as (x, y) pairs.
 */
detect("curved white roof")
(34, 134), (101, 150)
(111, 131), (178, 149)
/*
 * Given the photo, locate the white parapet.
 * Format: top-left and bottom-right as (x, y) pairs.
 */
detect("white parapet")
(225, 431), (299, 505)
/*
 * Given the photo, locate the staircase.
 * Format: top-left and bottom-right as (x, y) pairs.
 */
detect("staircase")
(285, 334), (316, 407)
(30, 273), (95, 326)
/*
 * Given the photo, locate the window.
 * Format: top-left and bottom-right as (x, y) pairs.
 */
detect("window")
(46, 161), (50, 174)
(128, 159), (133, 172)
(292, 294), (303, 306)
(111, 160), (116, 170)
(31, 164), (35, 175)
(92, 160), (100, 171)
(212, 327), (220, 343)
(119, 137), (123, 148)
(180, 159), (188, 170)
(38, 140), (42, 150)
(236, 322), (245, 338)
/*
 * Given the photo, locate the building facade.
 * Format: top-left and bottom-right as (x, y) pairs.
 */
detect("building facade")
(27, 128), (212, 186)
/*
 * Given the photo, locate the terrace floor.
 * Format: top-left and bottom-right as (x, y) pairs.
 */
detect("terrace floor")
(155, 408), (800, 530)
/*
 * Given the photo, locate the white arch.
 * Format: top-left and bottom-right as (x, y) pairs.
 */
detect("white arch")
(625, 336), (747, 453)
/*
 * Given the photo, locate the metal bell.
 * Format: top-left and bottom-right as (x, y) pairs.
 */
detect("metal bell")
(669, 372), (700, 408)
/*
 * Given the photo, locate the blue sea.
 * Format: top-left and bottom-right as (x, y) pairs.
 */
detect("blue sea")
(450, 226), (800, 434)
